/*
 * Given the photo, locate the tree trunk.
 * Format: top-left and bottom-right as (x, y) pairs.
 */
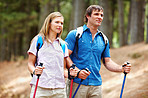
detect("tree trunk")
(99, 0), (113, 47)
(130, 0), (145, 44)
(72, 0), (87, 29)
(146, 0), (148, 43)
(38, 0), (54, 30)
(137, 0), (145, 42)
(118, 0), (126, 46)
(56, 0), (61, 12)
(126, 1), (132, 45)
(0, 29), (6, 61)
(147, 15), (148, 43)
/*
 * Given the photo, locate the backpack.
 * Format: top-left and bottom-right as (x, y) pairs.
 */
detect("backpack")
(31, 35), (66, 77)
(75, 26), (108, 63)
(35, 35), (66, 68)
(36, 35), (66, 53)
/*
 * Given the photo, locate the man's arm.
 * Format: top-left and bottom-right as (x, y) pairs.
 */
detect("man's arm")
(103, 57), (131, 73)
(66, 49), (80, 71)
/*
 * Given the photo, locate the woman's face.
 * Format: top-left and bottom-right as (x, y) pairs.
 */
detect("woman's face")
(50, 17), (64, 34)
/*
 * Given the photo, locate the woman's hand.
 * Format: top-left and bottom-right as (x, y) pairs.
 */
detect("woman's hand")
(69, 68), (78, 77)
(34, 66), (45, 75)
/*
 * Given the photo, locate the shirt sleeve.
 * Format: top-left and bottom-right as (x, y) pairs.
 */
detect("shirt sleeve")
(64, 44), (69, 58)
(27, 36), (38, 56)
(65, 30), (77, 51)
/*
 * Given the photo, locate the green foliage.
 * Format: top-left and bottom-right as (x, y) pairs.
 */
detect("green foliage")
(112, 31), (119, 48)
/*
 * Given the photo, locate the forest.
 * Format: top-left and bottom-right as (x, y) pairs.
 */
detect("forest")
(0, 0), (148, 61)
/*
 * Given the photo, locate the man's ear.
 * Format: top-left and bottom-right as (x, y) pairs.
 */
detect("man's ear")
(86, 14), (90, 19)
(86, 14), (90, 20)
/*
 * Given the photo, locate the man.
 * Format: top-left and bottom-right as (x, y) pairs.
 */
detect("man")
(65, 5), (131, 98)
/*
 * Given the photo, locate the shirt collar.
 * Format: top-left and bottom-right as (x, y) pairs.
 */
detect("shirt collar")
(82, 24), (89, 32)
(48, 37), (60, 43)
(83, 24), (102, 36)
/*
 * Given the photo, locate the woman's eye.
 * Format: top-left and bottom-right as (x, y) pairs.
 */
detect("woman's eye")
(101, 14), (104, 17)
(55, 21), (59, 23)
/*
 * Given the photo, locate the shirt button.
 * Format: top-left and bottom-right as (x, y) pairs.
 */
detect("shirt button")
(90, 41), (91, 43)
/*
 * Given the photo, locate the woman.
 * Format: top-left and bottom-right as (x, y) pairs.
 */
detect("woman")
(28, 12), (75, 98)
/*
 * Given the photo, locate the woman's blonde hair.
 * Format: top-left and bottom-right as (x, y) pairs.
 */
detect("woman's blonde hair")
(38, 12), (64, 42)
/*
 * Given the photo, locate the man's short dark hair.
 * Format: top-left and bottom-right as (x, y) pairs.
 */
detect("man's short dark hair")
(84, 5), (104, 23)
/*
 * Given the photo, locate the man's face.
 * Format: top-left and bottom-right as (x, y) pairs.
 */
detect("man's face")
(87, 10), (104, 27)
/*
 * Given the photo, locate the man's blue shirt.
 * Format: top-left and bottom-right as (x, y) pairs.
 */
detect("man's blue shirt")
(65, 24), (110, 86)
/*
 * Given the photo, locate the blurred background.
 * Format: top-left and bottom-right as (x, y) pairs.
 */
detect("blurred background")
(0, 0), (148, 61)
(0, 0), (148, 98)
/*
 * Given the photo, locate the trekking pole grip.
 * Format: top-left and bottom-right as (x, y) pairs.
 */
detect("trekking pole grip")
(37, 63), (43, 77)
(71, 64), (76, 79)
(68, 64), (76, 80)
(81, 68), (89, 81)
(122, 62), (130, 75)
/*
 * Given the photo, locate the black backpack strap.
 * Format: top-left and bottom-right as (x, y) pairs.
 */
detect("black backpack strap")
(75, 33), (80, 58)
(102, 43), (107, 64)
(31, 36), (43, 77)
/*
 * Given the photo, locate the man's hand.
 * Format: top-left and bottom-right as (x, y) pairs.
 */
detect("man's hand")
(122, 62), (131, 74)
(78, 69), (91, 80)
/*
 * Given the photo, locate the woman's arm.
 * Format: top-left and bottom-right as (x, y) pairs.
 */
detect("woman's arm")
(28, 53), (44, 75)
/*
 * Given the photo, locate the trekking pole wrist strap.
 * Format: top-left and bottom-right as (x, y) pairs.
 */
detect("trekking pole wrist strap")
(68, 64), (76, 80)
(76, 68), (89, 78)
(76, 70), (81, 78)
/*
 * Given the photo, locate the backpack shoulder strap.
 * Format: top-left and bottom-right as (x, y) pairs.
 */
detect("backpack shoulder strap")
(36, 35), (44, 50)
(76, 26), (83, 38)
(99, 31), (108, 45)
(59, 39), (66, 54)
(35, 35), (44, 66)
(75, 26), (83, 58)
(99, 31), (108, 64)
(31, 35), (44, 77)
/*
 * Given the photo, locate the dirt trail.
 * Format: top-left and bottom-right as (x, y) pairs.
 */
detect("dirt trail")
(101, 42), (148, 98)
(0, 42), (148, 98)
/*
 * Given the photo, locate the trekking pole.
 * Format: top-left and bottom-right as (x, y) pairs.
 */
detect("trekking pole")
(72, 68), (89, 98)
(120, 62), (130, 98)
(33, 62), (43, 98)
(69, 64), (76, 98)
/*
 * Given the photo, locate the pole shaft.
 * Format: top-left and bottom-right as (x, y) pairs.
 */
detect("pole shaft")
(33, 77), (39, 98)
(69, 79), (74, 98)
(120, 74), (127, 98)
(72, 82), (82, 98)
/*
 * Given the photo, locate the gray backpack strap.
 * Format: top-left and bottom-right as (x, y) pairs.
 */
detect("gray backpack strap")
(100, 31), (108, 45)
(76, 26), (83, 38)
(99, 31), (108, 64)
